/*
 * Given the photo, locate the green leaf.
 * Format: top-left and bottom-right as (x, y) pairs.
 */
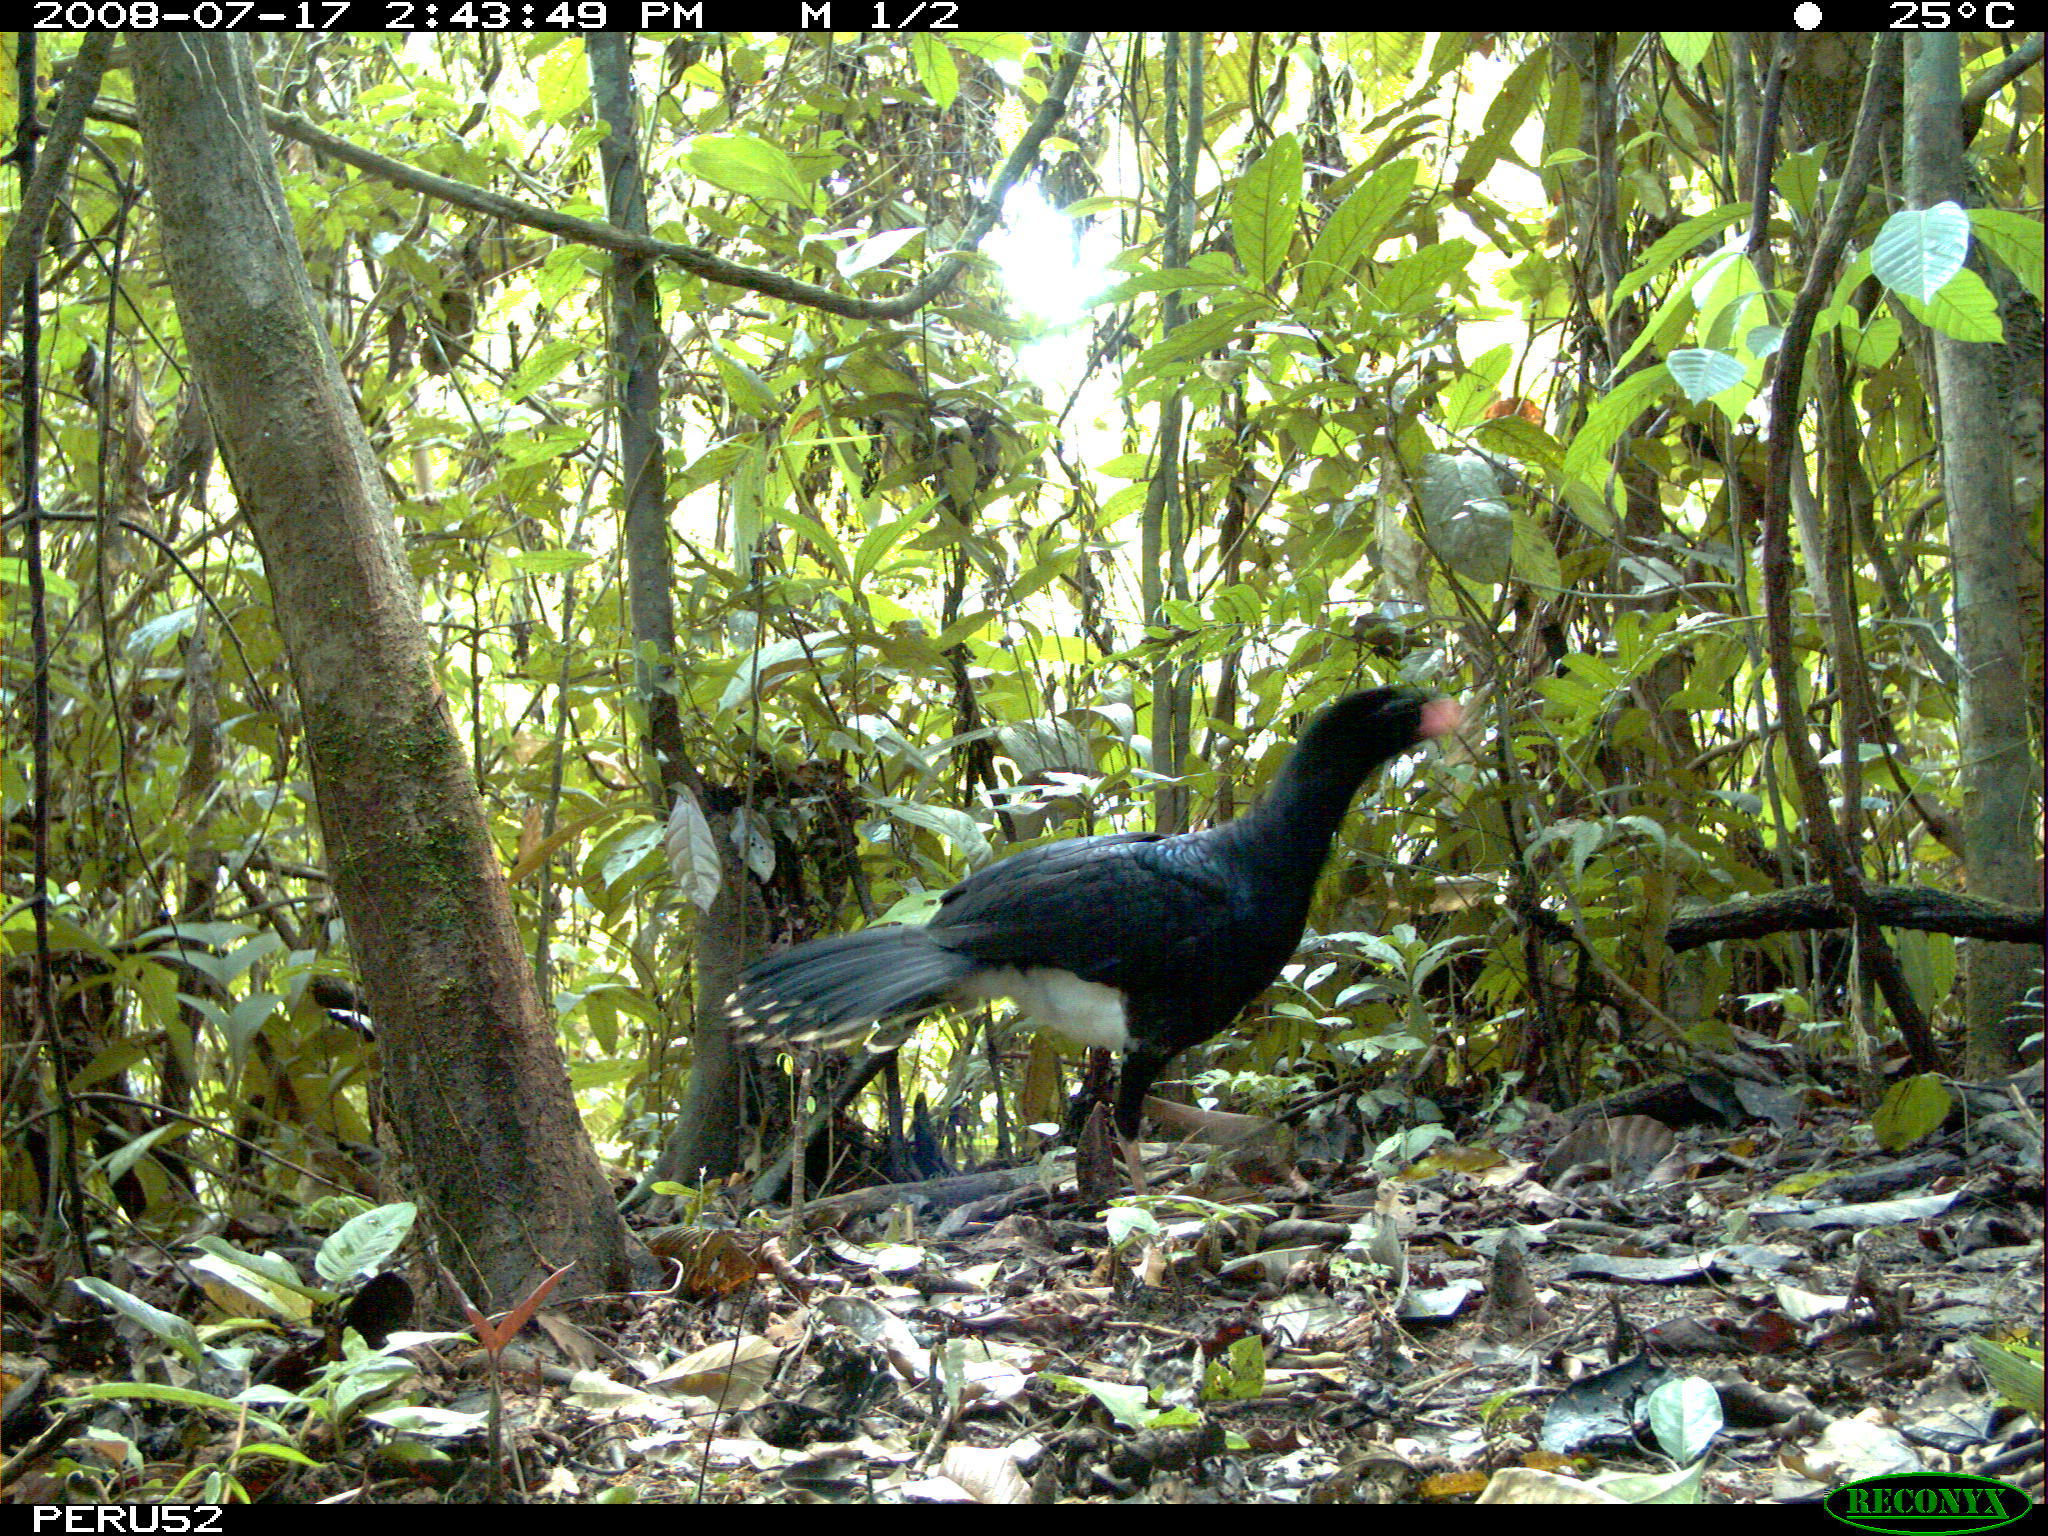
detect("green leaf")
(1893, 928), (1956, 1017)
(1040, 1372), (1158, 1429)
(1965, 1337), (2045, 1417)
(1898, 267), (2002, 344)
(508, 548), (597, 576)
(1563, 368), (1669, 485)
(776, 504), (850, 583)
(1660, 34), (1716, 70)
(1130, 300), (1269, 380)
(1775, 147), (1826, 219)
(932, 607), (995, 651)
(674, 442), (748, 502)
(686, 134), (815, 210)
(1201, 1335), (1267, 1402)
(1375, 240), (1474, 314)
(1442, 343), (1514, 431)
(1510, 510), (1562, 591)
(1101, 260), (1245, 302)
(1870, 1073), (1952, 1152)
(1232, 133), (1303, 288)
(1454, 50), (1544, 192)
(730, 443), (766, 566)
(719, 631), (849, 711)
(229, 1442), (321, 1469)
(101, 1121), (189, 1188)
(1301, 160), (1417, 307)
(72, 1277), (206, 1367)
(1666, 347), (1746, 404)
(188, 1238), (326, 1298)
(1969, 208), (2044, 302)
(77, 1380), (292, 1441)
(188, 1254), (318, 1324)
(1474, 414), (1564, 474)
(505, 339), (584, 402)
(1606, 244), (1738, 378)
(1614, 203), (1748, 304)
(316, 1202), (418, 1286)
(714, 350), (783, 417)
(127, 605), (200, 658)
(1419, 453), (1510, 584)
(1644, 1376), (1722, 1465)
(1846, 310), (1901, 368)
(534, 46), (590, 121)
(949, 33), (1030, 65)
(1098, 452), (1157, 479)
(497, 424), (589, 469)
(665, 786), (722, 914)
(1689, 249), (1768, 352)
(592, 818), (666, 906)
(838, 227), (924, 279)
(880, 798), (990, 866)
(910, 35), (959, 108)
(364, 1404), (492, 1436)
(1871, 201), (1971, 304)
(853, 508), (928, 582)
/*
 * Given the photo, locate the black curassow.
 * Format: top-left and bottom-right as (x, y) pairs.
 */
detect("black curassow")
(729, 686), (1462, 1188)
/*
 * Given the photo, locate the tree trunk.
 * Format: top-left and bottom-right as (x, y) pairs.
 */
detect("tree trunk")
(130, 36), (640, 1308)
(1904, 37), (2039, 1073)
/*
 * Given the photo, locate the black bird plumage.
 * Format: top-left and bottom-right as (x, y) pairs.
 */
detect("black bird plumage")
(729, 686), (1461, 1167)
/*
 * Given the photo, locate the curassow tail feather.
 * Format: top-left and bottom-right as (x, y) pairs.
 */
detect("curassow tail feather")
(728, 928), (978, 1049)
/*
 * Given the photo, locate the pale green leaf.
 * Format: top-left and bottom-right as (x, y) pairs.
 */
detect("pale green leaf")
(1232, 133), (1303, 288)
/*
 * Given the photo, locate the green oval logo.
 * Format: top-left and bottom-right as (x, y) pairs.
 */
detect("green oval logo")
(1824, 1473), (2029, 1535)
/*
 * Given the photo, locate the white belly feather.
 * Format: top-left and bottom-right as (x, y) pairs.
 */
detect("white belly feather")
(958, 966), (1130, 1050)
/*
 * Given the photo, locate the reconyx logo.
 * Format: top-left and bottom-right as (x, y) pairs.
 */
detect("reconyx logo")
(1823, 1472), (2029, 1535)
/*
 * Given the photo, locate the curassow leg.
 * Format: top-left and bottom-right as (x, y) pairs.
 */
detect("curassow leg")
(1123, 1133), (1149, 1195)
(1114, 1036), (1180, 1196)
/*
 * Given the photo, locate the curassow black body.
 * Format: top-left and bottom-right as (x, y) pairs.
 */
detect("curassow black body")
(729, 686), (1461, 1167)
